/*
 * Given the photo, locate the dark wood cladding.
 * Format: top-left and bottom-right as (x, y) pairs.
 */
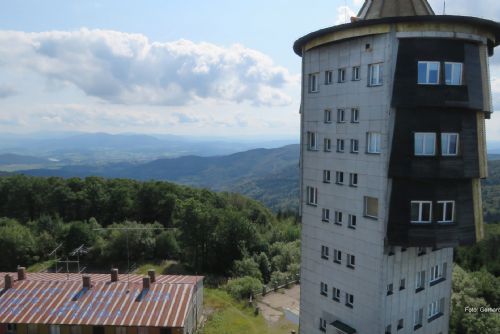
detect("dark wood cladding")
(392, 38), (484, 110)
(387, 179), (476, 247)
(388, 108), (480, 179)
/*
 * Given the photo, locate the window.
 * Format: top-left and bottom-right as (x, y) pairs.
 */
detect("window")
(430, 263), (447, 284)
(345, 293), (354, 307)
(385, 325), (392, 334)
(413, 308), (423, 329)
(418, 61), (440, 84)
(400, 278), (406, 291)
(364, 196), (378, 219)
(324, 138), (332, 152)
(307, 131), (318, 150)
(445, 62), (463, 85)
(368, 63), (383, 86)
(414, 132), (436, 156)
(323, 170), (331, 183)
(437, 201), (454, 223)
(321, 245), (329, 260)
(325, 70), (333, 85)
(71, 327), (83, 334)
(320, 281), (328, 296)
(441, 133), (459, 156)
(28, 325), (37, 334)
(428, 298), (444, 319)
(337, 109), (345, 123)
(350, 139), (359, 153)
(49, 326), (60, 334)
(387, 283), (393, 296)
(319, 318), (327, 332)
(338, 68), (346, 83)
(411, 201), (432, 223)
(388, 246), (395, 256)
(334, 249), (342, 264)
(306, 186), (318, 206)
(351, 108), (359, 123)
(335, 211), (343, 225)
(322, 208), (330, 222)
(349, 173), (358, 187)
(332, 287), (341, 301)
(348, 214), (357, 229)
(6, 324), (17, 334)
(309, 73), (319, 92)
(347, 254), (355, 269)
(367, 132), (381, 153)
(397, 319), (404, 330)
(336, 171), (344, 185)
(416, 271), (425, 292)
(352, 66), (360, 81)
(337, 139), (345, 152)
(115, 328), (126, 334)
(324, 109), (332, 123)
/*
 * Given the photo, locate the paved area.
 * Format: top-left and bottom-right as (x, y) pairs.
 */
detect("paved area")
(257, 284), (300, 324)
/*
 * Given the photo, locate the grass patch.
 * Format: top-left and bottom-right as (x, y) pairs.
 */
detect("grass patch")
(200, 288), (297, 334)
(133, 260), (185, 275)
(27, 260), (55, 273)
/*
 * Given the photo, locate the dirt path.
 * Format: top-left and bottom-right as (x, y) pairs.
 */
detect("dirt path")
(257, 285), (300, 324)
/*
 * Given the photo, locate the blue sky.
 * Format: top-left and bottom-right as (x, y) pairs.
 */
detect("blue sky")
(0, 0), (500, 139)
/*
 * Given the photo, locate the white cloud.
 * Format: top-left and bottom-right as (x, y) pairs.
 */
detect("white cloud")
(336, 6), (357, 25)
(0, 29), (295, 106)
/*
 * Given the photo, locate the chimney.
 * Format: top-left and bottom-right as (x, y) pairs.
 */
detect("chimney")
(111, 268), (119, 282)
(82, 275), (92, 288)
(147, 269), (156, 283)
(4, 274), (13, 289)
(142, 276), (151, 290)
(17, 267), (26, 281)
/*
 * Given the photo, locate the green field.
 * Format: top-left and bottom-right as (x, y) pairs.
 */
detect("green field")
(200, 289), (298, 334)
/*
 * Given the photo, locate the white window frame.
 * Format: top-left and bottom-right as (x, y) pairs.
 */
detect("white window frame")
(437, 201), (455, 223)
(411, 201), (432, 223)
(309, 73), (319, 92)
(350, 139), (359, 153)
(324, 109), (332, 123)
(335, 211), (343, 225)
(337, 139), (345, 152)
(368, 63), (383, 86)
(351, 108), (359, 123)
(347, 254), (355, 268)
(445, 62), (463, 85)
(428, 300), (441, 319)
(418, 61), (440, 85)
(325, 70), (333, 85)
(332, 287), (341, 301)
(319, 318), (327, 332)
(323, 170), (331, 183)
(321, 245), (329, 260)
(338, 68), (346, 83)
(345, 293), (354, 307)
(430, 263), (446, 283)
(306, 186), (318, 206)
(414, 132), (436, 156)
(414, 308), (423, 327)
(349, 173), (358, 187)
(348, 214), (357, 228)
(320, 281), (328, 296)
(322, 208), (330, 222)
(334, 249), (342, 263)
(337, 109), (345, 123)
(352, 66), (360, 81)
(416, 271), (425, 290)
(335, 171), (344, 185)
(307, 131), (318, 151)
(324, 138), (332, 152)
(441, 133), (459, 156)
(364, 196), (378, 219)
(367, 132), (381, 154)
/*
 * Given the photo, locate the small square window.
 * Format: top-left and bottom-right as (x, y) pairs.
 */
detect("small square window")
(430, 263), (447, 284)
(397, 319), (404, 330)
(437, 201), (454, 223)
(337, 109), (345, 123)
(352, 66), (360, 81)
(348, 214), (357, 229)
(368, 63), (383, 86)
(411, 201), (432, 223)
(418, 61), (440, 85)
(320, 281), (328, 296)
(319, 318), (327, 332)
(332, 287), (341, 301)
(321, 245), (329, 260)
(324, 109), (332, 123)
(351, 108), (359, 123)
(441, 133), (459, 156)
(349, 173), (358, 187)
(322, 208), (330, 222)
(445, 62), (463, 85)
(345, 293), (354, 307)
(338, 68), (346, 83)
(417, 247), (426, 256)
(306, 186), (318, 206)
(337, 139), (345, 152)
(367, 132), (381, 153)
(428, 298), (444, 319)
(350, 139), (359, 153)
(323, 170), (331, 183)
(336, 171), (344, 185)
(307, 131), (318, 151)
(309, 73), (320, 92)
(325, 70), (333, 85)
(324, 138), (332, 152)
(400, 278), (406, 290)
(335, 211), (343, 225)
(385, 325), (392, 334)
(414, 132), (436, 156)
(334, 249), (342, 264)
(364, 196), (378, 219)
(387, 283), (393, 296)
(416, 270), (425, 291)
(347, 254), (355, 268)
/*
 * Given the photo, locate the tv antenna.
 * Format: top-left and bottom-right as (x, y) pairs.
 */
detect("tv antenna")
(48, 243), (63, 273)
(443, 0), (446, 15)
(70, 244), (89, 273)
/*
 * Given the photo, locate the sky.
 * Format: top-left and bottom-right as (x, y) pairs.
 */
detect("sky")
(0, 0), (500, 140)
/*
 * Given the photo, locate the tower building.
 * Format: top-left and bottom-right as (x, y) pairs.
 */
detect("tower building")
(294, 1), (500, 333)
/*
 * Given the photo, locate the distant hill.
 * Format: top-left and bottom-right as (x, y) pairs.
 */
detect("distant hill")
(22, 144), (300, 211)
(0, 153), (50, 165)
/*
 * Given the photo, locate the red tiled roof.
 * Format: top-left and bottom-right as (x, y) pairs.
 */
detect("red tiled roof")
(0, 273), (203, 328)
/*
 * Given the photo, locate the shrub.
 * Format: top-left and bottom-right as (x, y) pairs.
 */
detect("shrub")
(225, 276), (263, 300)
